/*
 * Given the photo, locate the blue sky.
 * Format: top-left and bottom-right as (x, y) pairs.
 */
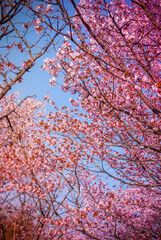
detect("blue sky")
(10, 54), (73, 108)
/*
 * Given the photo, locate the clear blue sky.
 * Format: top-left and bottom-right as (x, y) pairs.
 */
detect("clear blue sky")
(10, 55), (73, 108)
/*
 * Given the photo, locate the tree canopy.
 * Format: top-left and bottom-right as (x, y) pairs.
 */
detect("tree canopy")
(0, 0), (161, 239)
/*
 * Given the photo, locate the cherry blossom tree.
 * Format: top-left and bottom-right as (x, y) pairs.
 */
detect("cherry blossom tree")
(43, 0), (161, 190)
(42, 0), (161, 237)
(0, 1), (69, 238)
(1, 0), (161, 239)
(0, 94), (84, 239)
(1, 95), (161, 239)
